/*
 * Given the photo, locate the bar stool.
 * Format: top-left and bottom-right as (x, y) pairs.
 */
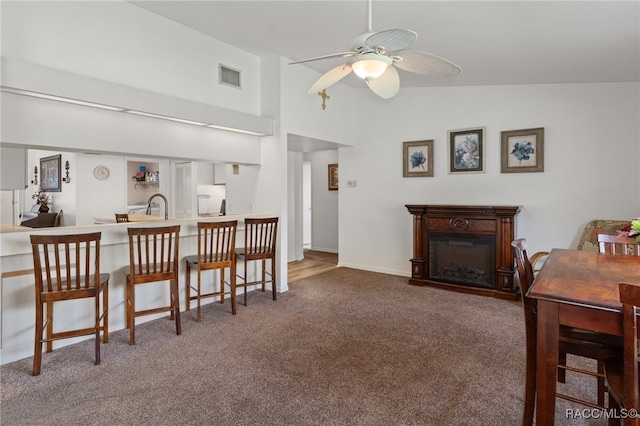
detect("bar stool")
(235, 217), (278, 306)
(114, 213), (130, 223)
(185, 220), (238, 320)
(30, 232), (109, 376)
(123, 225), (181, 345)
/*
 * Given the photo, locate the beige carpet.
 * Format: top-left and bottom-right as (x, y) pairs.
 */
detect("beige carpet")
(1, 268), (604, 425)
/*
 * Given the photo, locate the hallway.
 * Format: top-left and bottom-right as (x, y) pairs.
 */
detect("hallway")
(288, 250), (338, 283)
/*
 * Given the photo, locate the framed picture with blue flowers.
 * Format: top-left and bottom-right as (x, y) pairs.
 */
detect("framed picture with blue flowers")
(501, 127), (544, 173)
(448, 127), (485, 174)
(403, 140), (434, 177)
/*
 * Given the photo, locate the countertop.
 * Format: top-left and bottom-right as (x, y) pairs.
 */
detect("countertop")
(93, 214), (168, 224)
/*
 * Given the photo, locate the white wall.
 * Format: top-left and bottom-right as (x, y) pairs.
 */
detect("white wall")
(281, 57), (357, 147)
(304, 150), (339, 253)
(339, 82), (640, 275)
(77, 153), (130, 225)
(1, 1), (260, 115)
(287, 151), (303, 262)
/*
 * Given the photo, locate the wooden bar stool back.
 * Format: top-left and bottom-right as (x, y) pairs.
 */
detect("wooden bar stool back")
(115, 213), (130, 223)
(235, 217), (278, 306)
(185, 220), (238, 320)
(30, 232), (109, 376)
(123, 225), (181, 345)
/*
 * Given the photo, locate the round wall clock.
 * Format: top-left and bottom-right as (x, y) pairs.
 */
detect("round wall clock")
(93, 165), (110, 181)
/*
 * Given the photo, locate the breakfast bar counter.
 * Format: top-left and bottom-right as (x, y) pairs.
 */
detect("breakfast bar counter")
(92, 214), (168, 224)
(0, 213), (281, 365)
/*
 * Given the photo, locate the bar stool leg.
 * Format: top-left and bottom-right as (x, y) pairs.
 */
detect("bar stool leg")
(103, 284), (109, 343)
(172, 278), (182, 335)
(94, 292), (101, 365)
(46, 302), (54, 353)
(231, 264), (237, 315)
(33, 300), (44, 376)
(243, 260), (248, 306)
(220, 269), (225, 304)
(271, 256), (277, 301)
(196, 268), (202, 322)
(185, 265), (192, 312)
(129, 281), (136, 346)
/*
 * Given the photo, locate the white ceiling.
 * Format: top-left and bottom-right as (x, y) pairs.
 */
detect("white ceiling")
(130, 0), (640, 89)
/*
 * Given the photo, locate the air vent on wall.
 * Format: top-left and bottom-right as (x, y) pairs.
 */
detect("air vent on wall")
(219, 65), (241, 88)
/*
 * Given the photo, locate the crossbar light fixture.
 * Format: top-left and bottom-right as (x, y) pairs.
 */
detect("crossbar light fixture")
(124, 110), (208, 126)
(2, 86), (125, 111)
(1, 86), (268, 136)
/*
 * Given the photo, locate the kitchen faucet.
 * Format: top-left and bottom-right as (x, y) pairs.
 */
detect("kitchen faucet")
(146, 193), (168, 220)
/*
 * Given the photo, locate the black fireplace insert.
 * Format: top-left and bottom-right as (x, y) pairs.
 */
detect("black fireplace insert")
(428, 232), (496, 289)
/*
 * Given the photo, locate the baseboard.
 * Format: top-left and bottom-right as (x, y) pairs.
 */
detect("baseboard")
(307, 247), (338, 254)
(336, 262), (410, 278)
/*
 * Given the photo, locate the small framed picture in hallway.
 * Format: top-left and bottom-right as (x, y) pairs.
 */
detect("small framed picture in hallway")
(328, 163), (338, 190)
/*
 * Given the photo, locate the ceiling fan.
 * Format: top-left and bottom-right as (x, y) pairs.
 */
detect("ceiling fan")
(289, 0), (462, 99)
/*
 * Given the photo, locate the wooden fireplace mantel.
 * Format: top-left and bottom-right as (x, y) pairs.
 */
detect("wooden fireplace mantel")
(405, 204), (521, 300)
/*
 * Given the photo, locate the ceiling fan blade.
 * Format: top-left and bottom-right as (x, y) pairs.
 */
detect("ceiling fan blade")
(366, 65), (400, 99)
(306, 64), (353, 95)
(391, 49), (462, 77)
(289, 52), (356, 65)
(365, 29), (417, 52)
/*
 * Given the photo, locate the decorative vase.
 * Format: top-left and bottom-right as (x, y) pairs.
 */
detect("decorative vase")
(39, 204), (49, 213)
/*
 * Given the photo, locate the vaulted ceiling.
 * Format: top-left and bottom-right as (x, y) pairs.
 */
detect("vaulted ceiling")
(131, 1), (639, 89)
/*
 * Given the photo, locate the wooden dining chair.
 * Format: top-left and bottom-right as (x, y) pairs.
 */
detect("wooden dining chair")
(597, 233), (640, 256)
(115, 213), (130, 223)
(235, 217), (278, 306)
(54, 210), (63, 227)
(123, 225), (181, 345)
(512, 238), (622, 425)
(185, 220), (238, 320)
(604, 282), (640, 426)
(30, 232), (109, 376)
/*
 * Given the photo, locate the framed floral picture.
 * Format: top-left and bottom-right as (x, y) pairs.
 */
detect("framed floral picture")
(403, 140), (434, 177)
(501, 127), (544, 173)
(448, 127), (485, 174)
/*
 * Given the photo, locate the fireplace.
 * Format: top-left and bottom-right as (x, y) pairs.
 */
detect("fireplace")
(406, 205), (521, 300)
(429, 233), (496, 289)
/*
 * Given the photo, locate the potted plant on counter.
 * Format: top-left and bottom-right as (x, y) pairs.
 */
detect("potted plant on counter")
(32, 187), (51, 213)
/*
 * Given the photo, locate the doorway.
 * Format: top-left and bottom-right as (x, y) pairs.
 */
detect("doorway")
(286, 133), (342, 264)
(303, 161), (311, 249)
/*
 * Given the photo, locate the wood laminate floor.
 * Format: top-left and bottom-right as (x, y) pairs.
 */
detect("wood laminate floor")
(288, 250), (338, 283)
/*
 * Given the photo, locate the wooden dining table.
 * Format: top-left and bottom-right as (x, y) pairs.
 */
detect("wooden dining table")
(527, 248), (640, 425)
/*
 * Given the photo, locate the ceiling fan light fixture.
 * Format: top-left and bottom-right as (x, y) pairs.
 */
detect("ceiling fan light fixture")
(351, 53), (392, 81)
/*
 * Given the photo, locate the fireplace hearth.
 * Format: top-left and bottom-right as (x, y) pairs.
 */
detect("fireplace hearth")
(406, 204), (521, 300)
